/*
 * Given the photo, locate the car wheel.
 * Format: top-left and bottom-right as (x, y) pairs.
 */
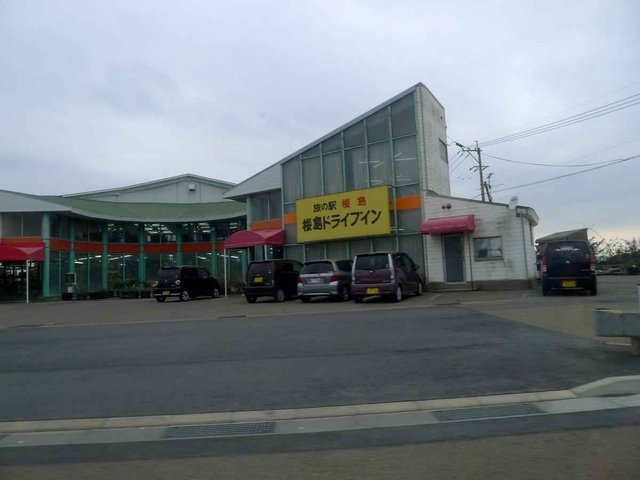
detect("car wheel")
(211, 286), (220, 299)
(179, 290), (190, 302)
(155, 297), (165, 303)
(274, 288), (286, 303)
(542, 282), (550, 296)
(392, 285), (403, 302)
(300, 296), (311, 303)
(245, 295), (257, 303)
(354, 296), (363, 303)
(415, 281), (423, 296)
(589, 285), (597, 296)
(339, 285), (350, 302)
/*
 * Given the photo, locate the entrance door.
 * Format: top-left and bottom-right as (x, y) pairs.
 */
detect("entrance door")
(443, 235), (465, 283)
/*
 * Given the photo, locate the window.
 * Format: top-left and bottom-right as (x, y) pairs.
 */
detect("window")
(144, 224), (177, 243)
(323, 152), (343, 194)
(336, 260), (353, 272)
(302, 156), (322, 198)
(283, 157), (302, 203)
(252, 193), (270, 222)
(345, 147), (367, 190)
(301, 261), (333, 274)
(474, 237), (503, 260)
(301, 145), (320, 157)
(439, 139), (448, 163)
(269, 191), (282, 219)
(123, 224), (139, 243)
(391, 94), (416, 137)
(22, 213), (43, 236)
(367, 109), (390, 143)
(107, 223), (123, 243)
(344, 121), (365, 147)
(322, 133), (342, 153)
(394, 136), (419, 185)
(368, 141), (391, 187)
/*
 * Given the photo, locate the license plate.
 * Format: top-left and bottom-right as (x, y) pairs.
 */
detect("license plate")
(254, 277), (263, 283)
(162, 290), (170, 296)
(562, 280), (576, 288)
(366, 288), (379, 294)
(309, 278), (322, 284)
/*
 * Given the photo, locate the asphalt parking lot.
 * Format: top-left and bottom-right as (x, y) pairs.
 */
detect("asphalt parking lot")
(0, 276), (637, 340)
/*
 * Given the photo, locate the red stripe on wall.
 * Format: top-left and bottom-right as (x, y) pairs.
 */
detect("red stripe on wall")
(50, 239), (71, 251)
(1, 236), (43, 244)
(74, 241), (103, 253)
(182, 242), (213, 253)
(251, 218), (283, 230)
(107, 243), (140, 254)
(144, 244), (177, 254)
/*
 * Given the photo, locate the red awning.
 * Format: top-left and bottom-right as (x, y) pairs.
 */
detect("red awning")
(223, 229), (285, 249)
(0, 243), (46, 261)
(420, 215), (476, 235)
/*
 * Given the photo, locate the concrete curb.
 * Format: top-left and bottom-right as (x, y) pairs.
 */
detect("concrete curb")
(0, 390), (576, 434)
(571, 375), (640, 397)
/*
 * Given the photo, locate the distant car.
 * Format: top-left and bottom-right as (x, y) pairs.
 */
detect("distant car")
(244, 259), (303, 303)
(351, 251), (424, 303)
(541, 240), (596, 296)
(152, 266), (221, 302)
(297, 259), (353, 302)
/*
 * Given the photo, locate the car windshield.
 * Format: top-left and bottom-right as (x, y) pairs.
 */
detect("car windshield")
(355, 254), (389, 271)
(546, 242), (591, 260)
(301, 262), (333, 274)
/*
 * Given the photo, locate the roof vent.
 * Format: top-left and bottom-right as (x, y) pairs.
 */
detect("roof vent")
(188, 183), (197, 191)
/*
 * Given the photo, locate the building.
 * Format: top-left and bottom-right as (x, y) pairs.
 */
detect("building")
(0, 83), (540, 300)
(223, 83), (539, 290)
(0, 174), (246, 300)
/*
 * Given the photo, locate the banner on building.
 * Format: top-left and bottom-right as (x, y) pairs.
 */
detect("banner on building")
(296, 186), (391, 242)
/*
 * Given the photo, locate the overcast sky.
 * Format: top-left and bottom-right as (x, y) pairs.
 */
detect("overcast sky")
(1, 0), (639, 239)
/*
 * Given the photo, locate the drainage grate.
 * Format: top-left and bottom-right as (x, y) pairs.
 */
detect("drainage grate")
(432, 403), (541, 422)
(162, 422), (276, 439)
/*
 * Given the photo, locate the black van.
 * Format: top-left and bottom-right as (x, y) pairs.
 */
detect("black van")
(541, 240), (596, 296)
(244, 259), (303, 303)
(153, 266), (221, 302)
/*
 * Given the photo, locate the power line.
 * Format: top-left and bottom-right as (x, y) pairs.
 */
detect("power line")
(477, 80), (640, 142)
(479, 94), (640, 147)
(489, 154), (640, 194)
(482, 152), (625, 168)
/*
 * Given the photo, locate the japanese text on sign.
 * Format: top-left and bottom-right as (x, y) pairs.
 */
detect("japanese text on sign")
(296, 186), (391, 242)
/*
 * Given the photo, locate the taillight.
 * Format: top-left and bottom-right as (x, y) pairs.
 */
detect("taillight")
(330, 274), (340, 282)
(590, 254), (596, 274)
(541, 257), (547, 275)
(297, 276), (302, 283)
(175, 279), (181, 286)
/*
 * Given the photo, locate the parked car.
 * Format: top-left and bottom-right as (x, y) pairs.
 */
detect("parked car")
(244, 259), (303, 303)
(541, 240), (596, 296)
(152, 265), (221, 302)
(351, 251), (424, 303)
(297, 259), (353, 302)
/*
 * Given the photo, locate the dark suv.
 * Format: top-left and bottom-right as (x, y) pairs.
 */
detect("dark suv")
(351, 252), (424, 303)
(541, 240), (596, 296)
(152, 266), (221, 302)
(244, 259), (303, 303)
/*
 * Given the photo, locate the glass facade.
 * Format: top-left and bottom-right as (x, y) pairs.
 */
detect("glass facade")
(1, 213), (42, 237)
(280, 92), (423, 265)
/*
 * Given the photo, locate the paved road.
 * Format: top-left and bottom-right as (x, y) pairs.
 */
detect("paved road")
(1, 303), (639, 422)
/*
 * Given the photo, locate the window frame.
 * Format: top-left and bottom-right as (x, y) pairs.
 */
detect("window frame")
(473, 236), (504, 261)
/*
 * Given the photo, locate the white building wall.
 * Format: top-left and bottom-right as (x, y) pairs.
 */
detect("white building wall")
(423, 196), (537, 288)
(78, 179), (232, 203)
(417, 85), (450, 196)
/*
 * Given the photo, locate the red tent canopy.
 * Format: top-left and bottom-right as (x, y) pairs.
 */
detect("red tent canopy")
(0, 243), (46, 261)
(223, 229), (285, 249)
(420, 215), (476, 235)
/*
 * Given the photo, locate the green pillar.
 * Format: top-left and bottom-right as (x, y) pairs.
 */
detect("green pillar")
(102, 222), (108, 290)
(42, 213), (51, 297)
(176, 224), (183, 266)
(68, 219), (75, 274)
(138, 223), (145, 288)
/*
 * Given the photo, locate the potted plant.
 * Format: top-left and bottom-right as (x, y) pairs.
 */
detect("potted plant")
(61, 291), (74, 301)
(75, 291), (87, 300)
(120, 277), (140, 299)
(139, 280), (154, 299)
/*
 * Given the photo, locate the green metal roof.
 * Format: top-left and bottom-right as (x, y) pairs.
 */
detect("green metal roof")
(28, 193), (246, 222)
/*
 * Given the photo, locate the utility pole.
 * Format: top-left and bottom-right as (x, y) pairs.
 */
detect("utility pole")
(454, 140), (489, 202)
(484, 173), (494, 202)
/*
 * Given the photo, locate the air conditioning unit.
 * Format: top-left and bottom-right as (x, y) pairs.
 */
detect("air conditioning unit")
(188, 183), (196, 191)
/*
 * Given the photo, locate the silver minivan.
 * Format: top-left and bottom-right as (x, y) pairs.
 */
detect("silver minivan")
(351, 251), (424, 303)
(297, 259), (353, 302)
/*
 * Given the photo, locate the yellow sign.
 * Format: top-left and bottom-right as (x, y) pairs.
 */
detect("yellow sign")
(296, 186), (391, 243)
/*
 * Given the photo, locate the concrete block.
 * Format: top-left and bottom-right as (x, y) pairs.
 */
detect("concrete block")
(537, 397), (624, 414)
(594, 309), (640, 336)
(571, 375), (640, 397)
